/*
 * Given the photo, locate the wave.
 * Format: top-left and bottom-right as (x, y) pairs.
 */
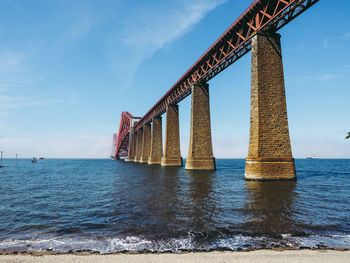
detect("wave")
(0, 234), (349, 253)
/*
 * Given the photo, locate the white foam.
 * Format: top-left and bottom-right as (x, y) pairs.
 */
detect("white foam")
(0, 234), (349, 253)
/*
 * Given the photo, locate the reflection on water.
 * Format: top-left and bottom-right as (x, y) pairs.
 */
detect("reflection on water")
(187, 171), (216, 234)
(0, 158), (349, 252)
(243, 181), (297, 236)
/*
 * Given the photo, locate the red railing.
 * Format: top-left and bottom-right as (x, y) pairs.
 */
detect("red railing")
(133, 0), (319, 131)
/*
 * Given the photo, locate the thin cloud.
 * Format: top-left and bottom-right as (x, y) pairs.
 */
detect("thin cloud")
(339, 32), (350, 40)
(53, 10), (98, 49)
(0, 94), (62, 111)
(0, 78), (44, 89)
(0, 52), (56, 112)
(0, 51), (44, 89)
(0, 51), (25, 73)
(4, 0), (32, 23)
(322, 31), (350, 48)
(108, 0), (227, 92)
(0, 51), (60, 113)
(121, 0), (226, 51)
(0, 94), (26, 101)
(0, 135), (112, 158)
(306, 74), (336, 81)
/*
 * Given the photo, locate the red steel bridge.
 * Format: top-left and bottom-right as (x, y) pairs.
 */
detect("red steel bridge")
(113, 0), (319, 162)
(114, 112), (133, 159)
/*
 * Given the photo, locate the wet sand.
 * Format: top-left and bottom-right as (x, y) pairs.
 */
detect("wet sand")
(1, 250), (350, 263)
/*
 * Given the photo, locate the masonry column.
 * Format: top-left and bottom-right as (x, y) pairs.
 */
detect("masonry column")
(161, 104), (183, 166)
(148, 116), (163, 164)
(140, 123), (151, 163)
(124, 131), (136, 162)
(185, 83), (215, 170)
(245, 32), (296, 180)
(134, 128), (143, 162)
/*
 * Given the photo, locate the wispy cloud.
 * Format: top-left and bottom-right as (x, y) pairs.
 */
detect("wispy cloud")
(306, 74), (336, 81)
(108, 0), (227, 92)
(322, 31), (350, 49)
(321, 38), (341, 49)
(0, 93), (61, 111)
(339, 32), (350, 40)
(291, 45), (307, 51)
(0, 51), (25, 73)
(292, 138), (350, 158)
(53, 8), (98, 49)
(121, 0), (226, 51)
(0, 51), (54, 112)
(4, 0), (32, 23)
(0, 135), (112, 158)
(0, 51), (44, 90)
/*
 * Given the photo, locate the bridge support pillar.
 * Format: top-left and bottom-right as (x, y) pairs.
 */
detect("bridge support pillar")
(134, 129), (143, 162)
(161, 105), (183, 166)
(245, 32), (295, 180)
(125, 132), (136, 162)
(140, 123), (151, 163)
(148, 116), (163, 164)
(185, 83), (215, 170)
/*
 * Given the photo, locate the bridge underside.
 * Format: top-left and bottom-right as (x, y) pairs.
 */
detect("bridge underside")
(115, 133), (129, 159)
(114, 112), (134, 159)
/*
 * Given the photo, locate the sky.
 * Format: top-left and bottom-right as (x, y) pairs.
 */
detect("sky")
(0, 0), (349, 159)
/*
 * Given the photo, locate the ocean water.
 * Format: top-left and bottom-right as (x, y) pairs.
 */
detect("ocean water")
(0, 158), (349, 253)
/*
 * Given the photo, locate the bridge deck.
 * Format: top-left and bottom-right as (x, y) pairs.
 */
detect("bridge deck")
(133, 0), (319, 132)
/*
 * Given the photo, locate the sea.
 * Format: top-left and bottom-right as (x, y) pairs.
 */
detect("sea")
(0, 158), (349, 253)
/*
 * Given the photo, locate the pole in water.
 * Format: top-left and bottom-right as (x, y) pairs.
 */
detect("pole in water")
(0, 151), (3, 168)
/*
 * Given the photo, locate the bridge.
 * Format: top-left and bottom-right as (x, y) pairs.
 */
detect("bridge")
(112, 0), (319, 180)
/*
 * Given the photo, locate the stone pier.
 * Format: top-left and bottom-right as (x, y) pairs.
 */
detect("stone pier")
(140, 123), (151, 163)
(186, 83), (215, 170)
(161, 105), (183, 166)
(134, 128), (143, 162)
(148, 116), (163, 164)
(245, 32), (296, 180)
(125, 131), (136, 162)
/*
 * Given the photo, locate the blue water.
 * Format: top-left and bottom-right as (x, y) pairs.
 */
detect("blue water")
(0, 159), (349, 253)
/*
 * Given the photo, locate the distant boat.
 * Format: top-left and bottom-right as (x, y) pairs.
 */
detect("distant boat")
(32, 157), (37, 163)
(39, 157), (45, 160)
(306, 155), (318, 159)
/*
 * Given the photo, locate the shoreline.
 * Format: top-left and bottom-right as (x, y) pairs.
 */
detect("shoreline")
(1, 246), (349, 255)
(1, 249), (350, 263)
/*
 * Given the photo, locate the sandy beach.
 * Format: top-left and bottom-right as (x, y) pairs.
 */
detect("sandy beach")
(1, 250), (349, 263)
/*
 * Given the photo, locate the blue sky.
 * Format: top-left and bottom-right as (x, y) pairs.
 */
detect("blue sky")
(0, 0), (349, 158)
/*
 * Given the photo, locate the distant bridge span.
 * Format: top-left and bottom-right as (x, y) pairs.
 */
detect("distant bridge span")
(113, 112), (132, 159)
(113, 0), (319, 179)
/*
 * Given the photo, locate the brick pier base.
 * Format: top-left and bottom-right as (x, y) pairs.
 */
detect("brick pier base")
(125, 132), (136, 162)
(161, 105), (183, 166)
(148, 116), (163, 164)
(140, 123), (151, 163)
(186, 83), (215, 170)
(134, 129), (143, 162)
(245, 33), (296, 180)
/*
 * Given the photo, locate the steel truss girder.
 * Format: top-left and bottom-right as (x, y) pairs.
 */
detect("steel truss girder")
(131, 0), (319, 131)
(114, 111), (133, 159)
